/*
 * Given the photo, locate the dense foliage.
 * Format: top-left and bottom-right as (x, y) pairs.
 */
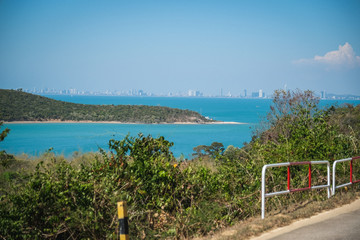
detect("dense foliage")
(0, 89), (211, 123)
(0, 90), (359, 239)
(329, 103), (360, 139)
(0, 122), (14, 169)
(250, 89), (359, 162)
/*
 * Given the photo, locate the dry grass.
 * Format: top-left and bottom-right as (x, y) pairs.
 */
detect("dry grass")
(193, 188), (360, 240)
(1, 152), (101, 176)
(178, 156), (218, 173)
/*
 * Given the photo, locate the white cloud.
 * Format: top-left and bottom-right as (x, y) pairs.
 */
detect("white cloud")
(294, 42), (360, 69)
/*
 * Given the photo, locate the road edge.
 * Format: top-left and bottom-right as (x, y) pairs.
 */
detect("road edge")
(250, 197), (360, 240)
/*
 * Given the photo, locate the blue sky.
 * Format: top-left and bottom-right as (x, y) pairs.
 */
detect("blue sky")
(1, 0), (359, 96)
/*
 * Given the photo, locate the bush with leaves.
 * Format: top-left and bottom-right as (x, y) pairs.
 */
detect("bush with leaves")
(0, 134), (225, 239)
(0, 122), (15, 169)
(253, 89), (358, 161)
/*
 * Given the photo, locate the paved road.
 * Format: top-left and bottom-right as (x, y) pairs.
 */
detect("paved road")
(266, 209), (360, 240)
(252, 199), (360, 240)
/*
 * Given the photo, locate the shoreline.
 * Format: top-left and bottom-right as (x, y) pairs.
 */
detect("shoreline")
(4, 120), (246, 125)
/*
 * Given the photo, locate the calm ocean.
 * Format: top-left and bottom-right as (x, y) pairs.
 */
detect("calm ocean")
(2, 96), (358, 158)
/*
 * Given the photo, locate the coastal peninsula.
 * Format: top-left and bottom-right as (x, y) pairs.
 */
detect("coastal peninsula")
(0, 89), (216, 124)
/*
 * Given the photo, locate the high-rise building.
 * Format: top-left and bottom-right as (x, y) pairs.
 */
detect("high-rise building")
(321, 90), (326, 99)
(188, 90), (202, 97)
(69, 88), (77, 95)
(259, 89), (263, 98)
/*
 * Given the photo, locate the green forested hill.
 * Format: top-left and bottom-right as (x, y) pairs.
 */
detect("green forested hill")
(0, 89), (212, 123)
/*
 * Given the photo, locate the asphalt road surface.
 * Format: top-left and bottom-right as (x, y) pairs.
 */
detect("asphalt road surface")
(252, 199), (360, 240)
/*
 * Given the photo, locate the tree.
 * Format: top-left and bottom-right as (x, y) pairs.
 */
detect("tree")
(253, 89), (359, 162)
(0, 122), (10, 142)
(0, 122), (14, 168)
(192, 142), (224, 159)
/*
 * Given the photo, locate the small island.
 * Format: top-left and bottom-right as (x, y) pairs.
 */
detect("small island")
(0, 89), (215, 124)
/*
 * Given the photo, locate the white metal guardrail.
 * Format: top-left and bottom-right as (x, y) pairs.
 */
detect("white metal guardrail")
(332, 156), (360, 196)
(261, 161), (331, 219)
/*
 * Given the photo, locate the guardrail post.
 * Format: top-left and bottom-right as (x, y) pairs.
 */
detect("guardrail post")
(309, 164), (312, 189)
(350, 160), (353, 183)
(261, 165), (267, 219)
(332, 157), (360, 196)
(117, 201), (129, 240)
(287, 166), (290, 190)
(261, 160), (330, 219)
(326, 161), (331, 198)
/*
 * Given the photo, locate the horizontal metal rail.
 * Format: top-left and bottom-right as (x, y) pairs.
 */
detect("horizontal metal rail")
(261, 160), (331, 219)
(332, 156), (360, 195)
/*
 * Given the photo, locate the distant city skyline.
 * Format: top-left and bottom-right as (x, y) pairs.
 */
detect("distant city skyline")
(13, 87), (360, 100)
(1, 1), (360, 96)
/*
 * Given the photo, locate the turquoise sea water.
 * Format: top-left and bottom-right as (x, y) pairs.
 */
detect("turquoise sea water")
(2, 96), (359, 158)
